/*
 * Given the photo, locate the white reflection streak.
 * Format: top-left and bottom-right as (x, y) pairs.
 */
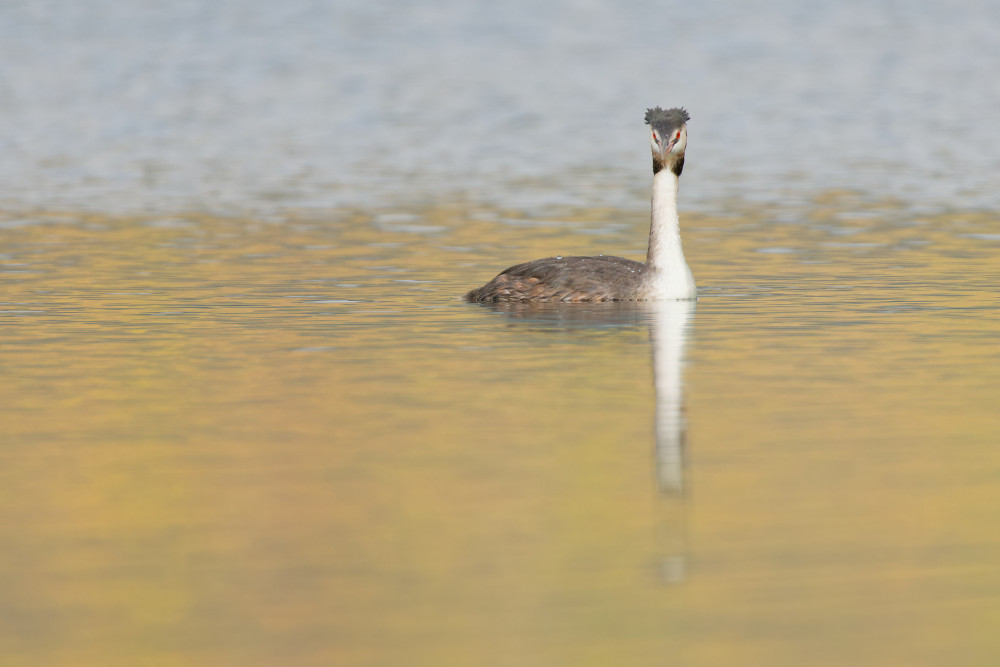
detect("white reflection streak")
(650, 300), (694, 496)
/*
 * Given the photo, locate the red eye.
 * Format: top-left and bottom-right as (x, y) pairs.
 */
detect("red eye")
(675, 131), (681, 139)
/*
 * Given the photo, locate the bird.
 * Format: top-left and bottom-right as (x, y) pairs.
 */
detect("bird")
(465, 107), (696, 302)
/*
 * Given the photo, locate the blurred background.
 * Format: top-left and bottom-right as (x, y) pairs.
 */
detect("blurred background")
(2, 1), (1000, 665)
(3, 0), (1000, 216)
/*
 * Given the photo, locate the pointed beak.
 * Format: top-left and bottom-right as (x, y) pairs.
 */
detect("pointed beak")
(658, 137), (678, 160)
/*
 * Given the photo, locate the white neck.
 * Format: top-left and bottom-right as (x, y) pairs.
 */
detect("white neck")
(645, 168), (696, 299)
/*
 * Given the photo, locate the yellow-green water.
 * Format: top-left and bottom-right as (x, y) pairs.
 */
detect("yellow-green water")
(2, 199), (1000, 665)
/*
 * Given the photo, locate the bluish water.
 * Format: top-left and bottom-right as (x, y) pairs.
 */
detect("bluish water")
(2, 0), (999, 215)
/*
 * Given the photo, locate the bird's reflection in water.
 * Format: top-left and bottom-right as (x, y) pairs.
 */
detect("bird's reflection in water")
(471, 299), (696, 582)
(650, 300), (694, 497)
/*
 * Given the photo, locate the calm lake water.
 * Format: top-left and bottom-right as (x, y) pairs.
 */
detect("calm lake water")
(3, 1), (1000, 665)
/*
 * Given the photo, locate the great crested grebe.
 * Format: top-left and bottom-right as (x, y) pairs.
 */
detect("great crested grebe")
(465, 107), (696, 302)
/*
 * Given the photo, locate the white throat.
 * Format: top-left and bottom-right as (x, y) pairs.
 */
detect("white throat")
(645, 168), (696, 300)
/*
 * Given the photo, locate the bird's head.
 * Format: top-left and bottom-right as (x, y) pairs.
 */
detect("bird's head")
(645, 107), (689, 176)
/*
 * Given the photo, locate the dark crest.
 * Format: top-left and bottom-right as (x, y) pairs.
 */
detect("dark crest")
(646, 107), (689, 177)
(644, 106), (690, 132)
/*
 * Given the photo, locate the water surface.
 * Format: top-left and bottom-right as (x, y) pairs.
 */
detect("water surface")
(3, 201), (1000, 665)
(3, 0), (1000, 214)
(3, 0), (1000, 664)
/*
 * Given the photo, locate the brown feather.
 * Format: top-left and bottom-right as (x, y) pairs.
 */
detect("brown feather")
(465, 255), (648, 302)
